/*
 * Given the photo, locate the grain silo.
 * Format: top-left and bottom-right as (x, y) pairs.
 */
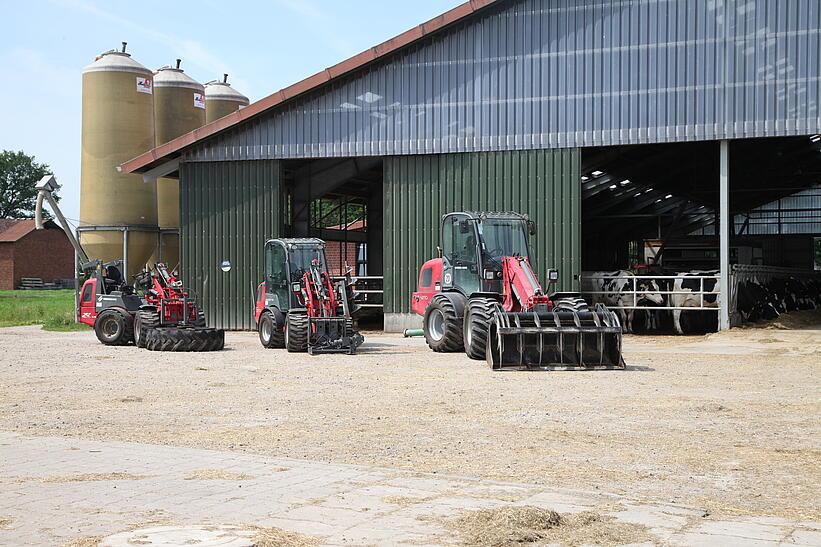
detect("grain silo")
(152, 60), (206, 269)
(80, 43), (157, 280)
(204, 74), (249, 123)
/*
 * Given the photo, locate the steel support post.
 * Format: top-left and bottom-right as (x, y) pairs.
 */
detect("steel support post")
(122, 228), (129, 280)
(719, 140), (730, 331)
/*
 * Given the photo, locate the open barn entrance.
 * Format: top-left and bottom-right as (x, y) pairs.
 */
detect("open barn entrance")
(582, 137), (821, 271)
(281, 157), (384, 325)
(581, 136), (821, 333)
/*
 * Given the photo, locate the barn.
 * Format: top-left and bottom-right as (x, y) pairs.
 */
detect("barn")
(0, 219), (75, 290)
(122, 0), (821, 331)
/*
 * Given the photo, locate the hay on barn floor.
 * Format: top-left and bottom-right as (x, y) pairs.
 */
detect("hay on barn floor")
(29, 473), (146, 483)
(250, 525), (320, 547)
(184, 469), (255, 481)
(61, 537), (101, 547)
(449, 506), (653, 547)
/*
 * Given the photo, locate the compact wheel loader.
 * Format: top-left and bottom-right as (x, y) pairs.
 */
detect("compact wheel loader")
(412, 212), (625, 370)
(254, 238), (364, 355)
(35, 175), (224, 352)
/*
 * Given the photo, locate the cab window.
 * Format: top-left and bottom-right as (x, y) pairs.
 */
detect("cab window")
(81, 284), (93, 302)
(420, 267), (433, 288)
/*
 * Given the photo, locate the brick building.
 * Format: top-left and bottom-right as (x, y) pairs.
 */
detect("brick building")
(0, 219), (75, 290)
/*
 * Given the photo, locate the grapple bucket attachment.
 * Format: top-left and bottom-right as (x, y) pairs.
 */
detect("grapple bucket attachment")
(486, 304), (625, 370)
(308, 316), (364, 355)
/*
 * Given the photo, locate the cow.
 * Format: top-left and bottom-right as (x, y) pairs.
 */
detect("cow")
(736, 278), (780, 323)
(582, 271), (665, 333)
(670, 270), (719, 335)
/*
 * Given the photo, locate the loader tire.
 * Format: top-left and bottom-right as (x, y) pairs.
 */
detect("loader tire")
(464, 297), (495, 360)
(424, 295), (464, 353)
(553, 296), (589, 313)
(285, 311), (309, 353)
(144, 327), (225, 352)
(95, 309), (133, 346)
(134, 309), (159, 348)
(259, 312), (285, 349)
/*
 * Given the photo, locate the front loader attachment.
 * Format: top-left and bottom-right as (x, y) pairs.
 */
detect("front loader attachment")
(486, 303), (625, 370)
(308, 316), (364, 355)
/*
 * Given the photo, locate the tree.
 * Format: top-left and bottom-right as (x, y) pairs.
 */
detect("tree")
(0, 150), (55, 219)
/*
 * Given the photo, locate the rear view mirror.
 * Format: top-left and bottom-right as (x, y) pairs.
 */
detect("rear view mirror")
(527, 220), (537, 236)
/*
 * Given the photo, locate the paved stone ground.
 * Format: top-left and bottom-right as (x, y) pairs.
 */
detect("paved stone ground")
(1, 433), (818, 546)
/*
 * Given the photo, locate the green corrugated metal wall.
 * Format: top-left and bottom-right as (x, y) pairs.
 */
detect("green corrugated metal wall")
(180, 160), (282, 330)
(384, 149), (581, 314)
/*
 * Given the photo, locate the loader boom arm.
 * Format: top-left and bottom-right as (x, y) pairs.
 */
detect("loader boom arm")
(34, 175), (91, 266)
(500, 256), (551, 312)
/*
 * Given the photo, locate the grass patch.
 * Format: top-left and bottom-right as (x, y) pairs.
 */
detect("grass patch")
(0, 290), (88, 331)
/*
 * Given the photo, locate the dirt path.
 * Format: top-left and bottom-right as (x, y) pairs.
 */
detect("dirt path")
(0, 313), (819, 521)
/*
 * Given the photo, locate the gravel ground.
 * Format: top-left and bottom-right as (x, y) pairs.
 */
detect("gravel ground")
(0, 313), (819, 522)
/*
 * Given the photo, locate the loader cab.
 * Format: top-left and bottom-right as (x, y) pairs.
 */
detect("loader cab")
(440, 212), (533, 297)
(262, 238), (328, 312)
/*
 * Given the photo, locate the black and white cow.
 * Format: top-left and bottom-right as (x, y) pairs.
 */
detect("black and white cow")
(736, 278), (780, 323)
(582, 271), (665, 333)
(670, 270), (719, 335)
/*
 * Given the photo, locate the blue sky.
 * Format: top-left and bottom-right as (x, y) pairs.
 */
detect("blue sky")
(0, 0), (461, 223)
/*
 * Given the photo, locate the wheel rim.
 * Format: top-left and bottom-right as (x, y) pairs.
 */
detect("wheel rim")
(102, 316), (119, 338)
(428, 309), (446, 342)
(284, 321), (290, 346)
(134, 318), (141, 341)
(261, 318), (272, 342)
(466, 312), (474, 347)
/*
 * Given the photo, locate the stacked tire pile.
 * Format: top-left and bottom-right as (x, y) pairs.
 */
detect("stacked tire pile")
(135, 310), (225, 352)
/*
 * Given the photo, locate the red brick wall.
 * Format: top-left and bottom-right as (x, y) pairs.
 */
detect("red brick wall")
(325, 241), (359, 275)
(3, 229), (75, 290)
(0, 244), (13, 290)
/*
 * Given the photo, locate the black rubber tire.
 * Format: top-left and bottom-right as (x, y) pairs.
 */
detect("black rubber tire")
(423, 295), (464, 353)
(134, 309), (159, 348)
(464, 297), (495, 360)
(285, 311), (309, 353)
(94, 309), (133, 346)
(144, 327), (225, 352)
(553, 296), (590, 312)
(259, 312), (285, 349)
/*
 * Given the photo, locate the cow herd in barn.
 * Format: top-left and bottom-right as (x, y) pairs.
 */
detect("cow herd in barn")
(581, 270), (821, 334)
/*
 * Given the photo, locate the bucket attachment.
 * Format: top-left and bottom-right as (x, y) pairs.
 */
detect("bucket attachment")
(486, 303), (625, 370)
(308, 316), (364, 355)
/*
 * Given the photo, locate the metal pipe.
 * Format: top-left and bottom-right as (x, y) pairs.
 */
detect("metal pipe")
(123, 229), (129, 282)
(34, 175), (91, 265)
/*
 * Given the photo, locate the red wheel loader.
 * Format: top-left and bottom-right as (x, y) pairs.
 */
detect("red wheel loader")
(412, 212), (625, 370)
(254, 238), (363, 355)
(35, 175), (224, 351)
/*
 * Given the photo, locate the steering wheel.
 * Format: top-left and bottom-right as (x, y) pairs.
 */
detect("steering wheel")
(487, 247), (506, 260)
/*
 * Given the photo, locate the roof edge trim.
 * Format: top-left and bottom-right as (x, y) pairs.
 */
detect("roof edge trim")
(120, 0), (500, 174)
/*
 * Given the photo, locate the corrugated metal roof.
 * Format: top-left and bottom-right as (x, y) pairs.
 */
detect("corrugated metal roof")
(121, 0), (499, 174)
(124, 0), (821, 171)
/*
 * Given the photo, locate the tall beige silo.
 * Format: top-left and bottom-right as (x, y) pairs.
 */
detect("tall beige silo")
(152, 60), (206, 269)
(204, 74), (249, 123)
(80, 43), (157, 280)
